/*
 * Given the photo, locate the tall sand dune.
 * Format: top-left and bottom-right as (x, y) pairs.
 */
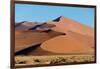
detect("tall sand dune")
(48, 16), (94, 37)
(15, 16), (95, 55)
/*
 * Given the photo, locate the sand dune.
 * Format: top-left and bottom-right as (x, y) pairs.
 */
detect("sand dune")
(67, 31), (94, 48)
(15, 30), (65, 53)
(15, 21), (38, 30)
(48, 16), (94, 37)
(38, 16), (94, 55)
(15, 16), (95, 55)
(15, 21), (56, 31)
(41, 34), (94, 54)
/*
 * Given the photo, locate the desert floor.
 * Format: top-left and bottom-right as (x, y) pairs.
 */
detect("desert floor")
(15, 55), (95, 67)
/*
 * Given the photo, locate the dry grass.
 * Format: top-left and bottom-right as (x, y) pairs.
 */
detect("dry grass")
(15, 55), (95, 66)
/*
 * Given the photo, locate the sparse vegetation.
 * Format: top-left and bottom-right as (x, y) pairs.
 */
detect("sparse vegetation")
(15, 55), (95, 66)
(50, 57), (66, 64)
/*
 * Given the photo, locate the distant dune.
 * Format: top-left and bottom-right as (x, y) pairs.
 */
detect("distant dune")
(15, 21), (38, 30)
(15, 16), (95, 55)
(48, 16), (94, 37)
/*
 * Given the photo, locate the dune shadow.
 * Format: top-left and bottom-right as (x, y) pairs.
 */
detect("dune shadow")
(15, 44), (41, 55)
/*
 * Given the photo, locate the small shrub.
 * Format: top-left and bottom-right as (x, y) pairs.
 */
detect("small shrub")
(34, 59), (40, 62)
(16, 60), (26, 64)
(70, 56), (76, 59)
(19, 61), (26, 64)
(50, 57), (66, 64)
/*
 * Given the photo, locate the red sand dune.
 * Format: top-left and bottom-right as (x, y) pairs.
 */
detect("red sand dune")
(15, 16), (95, 55)
(15, 30), (65, 52)
(40, 16), (94, 54)
(48, 16), (94, 37)
(15, 21), (38, 30)
(41, 34), (94, 54)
